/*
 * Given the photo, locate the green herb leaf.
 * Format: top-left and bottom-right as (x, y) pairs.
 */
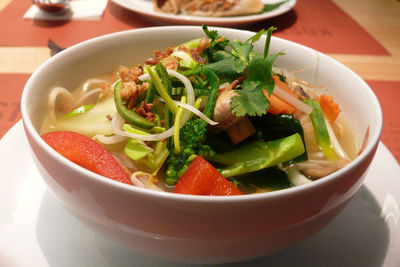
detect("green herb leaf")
(231, 80), (269, 117)
(205, 50), (244, 77)
(229, 41), (253, 65)
(245, 29), (266, 44)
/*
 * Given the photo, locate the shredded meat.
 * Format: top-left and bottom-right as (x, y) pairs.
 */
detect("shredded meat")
(177, 45), (189, 53)
(145, 46), (174, 65)
(119, 65), (144, 83)
(197, 37), (211, 55)
(136, 101), (155, 122)
(120, 82), (149, 109)
(162, 56), (179, 70)
(190, 50), (207, 64)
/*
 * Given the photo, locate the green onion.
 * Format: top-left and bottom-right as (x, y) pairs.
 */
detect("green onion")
(64, 104), (94, 118)
(304, 99), (337, 160)
(173, 96), (186, 153)
(147, 65), (178, 115)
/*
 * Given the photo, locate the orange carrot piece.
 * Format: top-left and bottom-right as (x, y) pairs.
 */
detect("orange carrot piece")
(226, 117), (256, 144)
(271, 75), (298, 98)
(317, 94), (341, 123)
(264, 91), (297, 115)
(262, 75), (298, 115)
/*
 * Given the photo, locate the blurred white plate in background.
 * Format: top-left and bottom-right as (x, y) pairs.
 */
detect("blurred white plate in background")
(111, 0), (296, 26)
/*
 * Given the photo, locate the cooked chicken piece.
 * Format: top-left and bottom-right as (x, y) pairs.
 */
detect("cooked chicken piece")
(212, 89), (240, 132)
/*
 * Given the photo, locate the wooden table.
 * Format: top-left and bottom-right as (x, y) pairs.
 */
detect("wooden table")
(0, 0), (399, 163)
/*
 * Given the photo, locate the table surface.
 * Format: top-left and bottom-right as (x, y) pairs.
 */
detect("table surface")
(0, 0), (399, 163)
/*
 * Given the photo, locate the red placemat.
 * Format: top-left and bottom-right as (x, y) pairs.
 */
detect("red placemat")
(0, 74), (30, 138)
(0, 0), (390, 55)
(367, 80), (400, 163)
(0, 74), (398, 164)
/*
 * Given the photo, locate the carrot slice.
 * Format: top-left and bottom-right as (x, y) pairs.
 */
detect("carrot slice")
(42, 131), (131, 184)
(263, 75), (298, 115)
(271, 75), (298, 98)
(264, 91), (298, 115)
(317, 94), (341, 123)
(173, 156), (243, 196)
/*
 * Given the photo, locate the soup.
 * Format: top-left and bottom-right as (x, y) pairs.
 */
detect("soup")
(40, 26), (360, 195)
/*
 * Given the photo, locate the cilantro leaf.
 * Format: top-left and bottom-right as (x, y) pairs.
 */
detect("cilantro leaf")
(229, 41), (253, 65)
(202, 24), (220, 40)
(246, 52), (282, 96)
(230, 80), (269, 117)
(205, 51), (245, 77)
(245, 29), (266, 44)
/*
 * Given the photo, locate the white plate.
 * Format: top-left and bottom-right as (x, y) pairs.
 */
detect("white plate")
(0, 121), (399, 267)
(111, 0), (296, 26)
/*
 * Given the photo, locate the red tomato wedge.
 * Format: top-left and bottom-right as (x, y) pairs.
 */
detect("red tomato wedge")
(173, 156), (243, 196)
(41, 131), (131, 185)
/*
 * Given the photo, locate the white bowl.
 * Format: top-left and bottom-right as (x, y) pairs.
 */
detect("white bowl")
(21, 26), (382, 264)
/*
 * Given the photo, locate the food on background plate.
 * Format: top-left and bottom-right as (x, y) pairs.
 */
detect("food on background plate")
(153, 0), (285, 17)
(40, 25), (360, 196)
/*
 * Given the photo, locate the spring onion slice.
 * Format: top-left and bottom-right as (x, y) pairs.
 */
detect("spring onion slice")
(140, 69), (196, 132)
(273, 85), (313, 114)
(139, 69), (195, 106)
(172, 100), (218, 125)
(112, 113), (172, 141)
(114, 69), (216, 141)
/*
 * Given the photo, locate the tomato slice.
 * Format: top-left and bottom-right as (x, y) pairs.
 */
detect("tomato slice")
(41, 131), (131, 184)
(173, 156), (243, 196)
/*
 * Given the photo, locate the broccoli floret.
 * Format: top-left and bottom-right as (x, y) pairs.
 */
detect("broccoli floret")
(164, 119), (216, 186)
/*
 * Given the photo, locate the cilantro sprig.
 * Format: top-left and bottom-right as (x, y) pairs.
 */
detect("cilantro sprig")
(202, 25), (283, 117)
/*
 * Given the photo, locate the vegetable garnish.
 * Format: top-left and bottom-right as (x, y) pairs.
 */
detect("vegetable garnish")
(64, 104), (94, 118)
(203, 25), (283, 117)
(42, 131), (131, 184)
(173, 156), (243, 196)
(114, 81), (154, 130)
(209, 133), (305, 177)
(304, 99), (338, 160)
(43, 25), (357, 195)
(317, 94), (341, 123)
